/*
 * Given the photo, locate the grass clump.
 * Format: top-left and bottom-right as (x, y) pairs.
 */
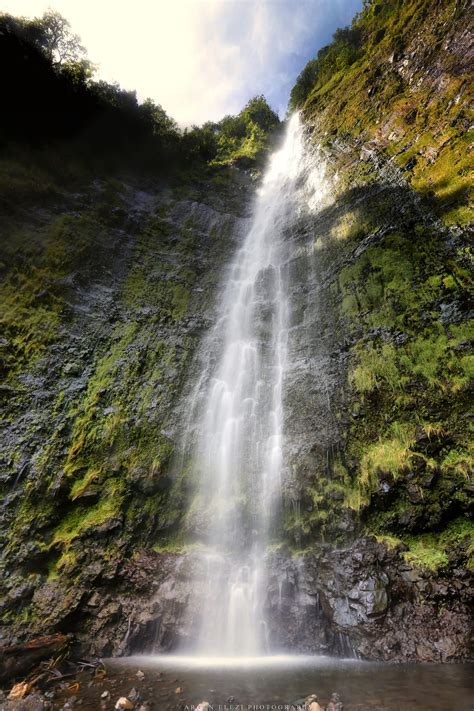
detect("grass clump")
(350, 342), (399, 393)
(403, 541), (449, 571)
(375, 534), (403, 549)
(360, 422), (415, 489)
(403, 518), (474, 571)
(374, 519), (474, 572)
(51, 478), (125, 547)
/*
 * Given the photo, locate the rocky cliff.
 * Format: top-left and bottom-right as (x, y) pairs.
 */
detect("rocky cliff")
(278, 0), (473, 660)
(0, 0), (472, 664)
(0, 165), (254, 652)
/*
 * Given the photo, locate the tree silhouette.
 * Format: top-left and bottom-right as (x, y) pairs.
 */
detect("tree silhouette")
(36, 10), (86, 67)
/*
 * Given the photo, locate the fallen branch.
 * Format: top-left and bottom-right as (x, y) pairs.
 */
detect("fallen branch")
(0, 634), (70, 684)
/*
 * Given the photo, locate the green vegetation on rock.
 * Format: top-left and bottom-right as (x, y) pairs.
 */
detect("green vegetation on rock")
(378, 517), (474, 571)
(291, 0), (473, 226)
(286, 0), (472, 552)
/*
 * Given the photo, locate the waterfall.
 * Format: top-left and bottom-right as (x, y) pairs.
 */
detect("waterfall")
(180, 113), (328, 656)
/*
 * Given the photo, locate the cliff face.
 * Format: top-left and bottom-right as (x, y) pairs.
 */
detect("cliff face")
(289, 0), (473, 568)
(0, 165), (254, 652)
(0, 0), (472, 663)
(274, 0), (473, 659)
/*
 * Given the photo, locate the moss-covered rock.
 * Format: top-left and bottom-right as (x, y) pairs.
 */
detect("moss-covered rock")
(294, 0), (473, 226)
(280, 0), (473, 575)
(0, 162), (252, 640)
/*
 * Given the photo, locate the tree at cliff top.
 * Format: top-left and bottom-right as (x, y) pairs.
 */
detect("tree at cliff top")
(184, 95), (280, 167)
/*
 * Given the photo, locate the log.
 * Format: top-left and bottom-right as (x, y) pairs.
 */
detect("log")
(0, 633), (69, 684)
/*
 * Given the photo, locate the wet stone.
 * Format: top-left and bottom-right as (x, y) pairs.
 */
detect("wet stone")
(326, 692), (344, 710)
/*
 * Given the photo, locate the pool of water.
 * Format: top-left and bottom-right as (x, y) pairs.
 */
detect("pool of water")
(105, 655), (474, 710)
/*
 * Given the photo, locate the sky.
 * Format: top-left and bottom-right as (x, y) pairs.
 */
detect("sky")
(4, 0), (362, 126)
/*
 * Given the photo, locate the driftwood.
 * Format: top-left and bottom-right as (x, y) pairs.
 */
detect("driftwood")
(0, 633), (70, 684)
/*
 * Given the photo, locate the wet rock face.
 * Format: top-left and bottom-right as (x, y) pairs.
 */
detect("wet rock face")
(1, 155), (472, 663)
(316, 543), (390, 627)
(26, 537), (470, 663)
(0, 169), (253, 649)
(1, 163), (472, 664)
(309, 538), (472, 662)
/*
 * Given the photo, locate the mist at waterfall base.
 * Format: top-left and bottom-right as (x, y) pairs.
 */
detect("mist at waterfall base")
(170, 112), (330, 660)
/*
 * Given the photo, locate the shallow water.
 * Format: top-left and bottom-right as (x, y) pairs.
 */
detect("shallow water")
(105, 655), (474, 710)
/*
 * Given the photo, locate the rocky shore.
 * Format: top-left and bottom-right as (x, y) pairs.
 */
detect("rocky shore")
(1, 656), (473, 711)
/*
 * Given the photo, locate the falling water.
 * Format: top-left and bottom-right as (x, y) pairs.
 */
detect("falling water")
(181, 113), (329, 656)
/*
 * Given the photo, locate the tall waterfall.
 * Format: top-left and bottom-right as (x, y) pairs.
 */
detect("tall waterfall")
(180, 113), (328, 656)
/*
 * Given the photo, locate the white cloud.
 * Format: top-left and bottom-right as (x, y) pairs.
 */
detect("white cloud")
(3, 0), (361, 125)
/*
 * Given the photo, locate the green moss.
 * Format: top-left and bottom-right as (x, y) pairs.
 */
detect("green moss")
(0, 155), (58, 201)
(402, 518), (474, 571)
(375, 534), (403, 549)
(281, 451), (359, 544)
(411, 130), (473, 226)
(350, 342), (399, 393)
(8, 497), (57, 543)
(170, 283), (189, 320)
(0, 210), (119, 379)
(50, 304), (175, 509)
(331, 190), (472, 530)
(373, 519), (473, 571)
(69, 467), (103, 501)
(0, 257), (62, 376)
(1, 179), (208, 581)
(121, 216), (192, 322)
(403, 542), (449, 571)
(47, 550), (78, 581)
(294, 0), (472, 225)
(52, 478), (125, 547)
(151, 535), (197, 554)
(360, 422), (415, 489)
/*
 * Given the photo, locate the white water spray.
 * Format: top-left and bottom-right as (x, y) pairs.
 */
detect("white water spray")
(180, 113), (329, 656)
